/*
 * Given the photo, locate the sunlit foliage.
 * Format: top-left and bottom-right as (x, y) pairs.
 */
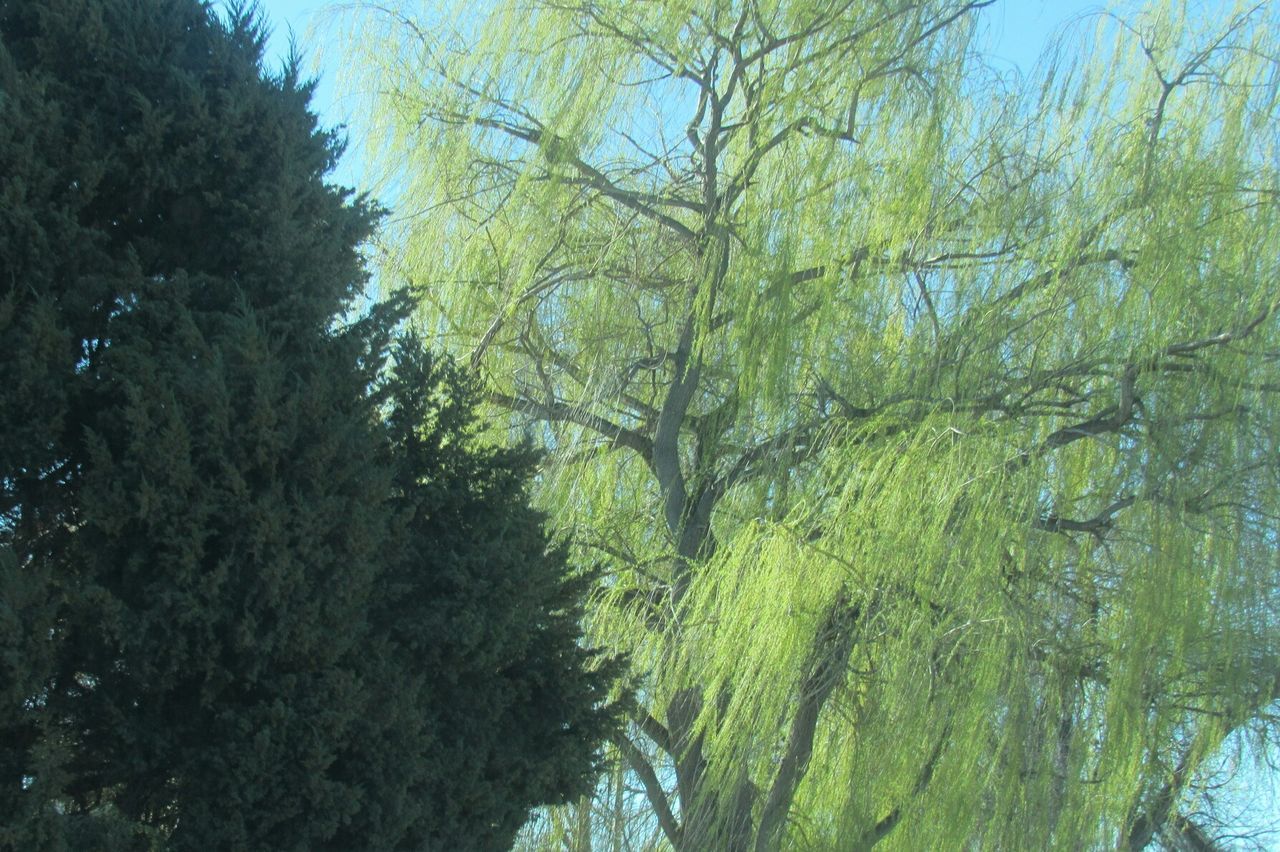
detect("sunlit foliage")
(349, 0), (1280, 847)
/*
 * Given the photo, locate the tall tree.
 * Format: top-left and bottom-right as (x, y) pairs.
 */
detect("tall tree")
(349, 0), (1280, 848)
(0, 1), (619, 848)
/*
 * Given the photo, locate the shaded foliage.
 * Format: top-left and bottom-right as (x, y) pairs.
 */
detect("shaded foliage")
(0, 0), (621, 848)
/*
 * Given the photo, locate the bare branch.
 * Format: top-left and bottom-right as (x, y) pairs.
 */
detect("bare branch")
(488, 391), (654, 467)
(460, 116), (703, 244)
(1034, 495), (1137, 540)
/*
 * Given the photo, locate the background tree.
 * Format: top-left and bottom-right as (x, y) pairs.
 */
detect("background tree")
(348, 0), (1280, 848)
(0, 0), (619, 848)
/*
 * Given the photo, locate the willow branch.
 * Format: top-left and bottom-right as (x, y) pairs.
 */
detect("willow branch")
(637, 710), (675, 755)
(858, 726), (950, 849)
(1034, 495), (1137, 540)
(1126, 665), (1280, 850)
(459, 115), (702, 244)
(613, 733), (682, 847)
(755, 591), (858, 851)
(487, 391), (654, 467)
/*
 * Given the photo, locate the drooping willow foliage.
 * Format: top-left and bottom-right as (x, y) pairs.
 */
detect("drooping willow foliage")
(342, 0), (1280, 847)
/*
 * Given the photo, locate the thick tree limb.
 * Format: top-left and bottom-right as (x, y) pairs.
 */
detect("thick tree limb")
(654, 312), (703, 560)
(637, 710), (675, 756)
(1125, 749), (1198, 852)
(1164, 813), (1223, 851)
(856, 725), (950, 850)
(613, 732), (683, 847)
(755, 590), (859, 851)
(1126, 666), (1280, 850)
(487, 391), (654, 466)
(1034, 495), (1137, 540)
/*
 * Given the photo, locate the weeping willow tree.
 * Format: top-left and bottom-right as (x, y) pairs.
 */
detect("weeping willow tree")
(343, 0), (1280, 847)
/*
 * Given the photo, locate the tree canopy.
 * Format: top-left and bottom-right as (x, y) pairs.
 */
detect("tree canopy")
(0, 1), (620, 848)
(348, 0), (1280, 847)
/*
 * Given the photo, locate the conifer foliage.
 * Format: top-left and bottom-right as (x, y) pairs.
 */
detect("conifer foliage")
(0, 1), (620, 848)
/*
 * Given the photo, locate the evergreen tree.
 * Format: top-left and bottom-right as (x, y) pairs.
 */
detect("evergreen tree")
(0, 1), (620, 848)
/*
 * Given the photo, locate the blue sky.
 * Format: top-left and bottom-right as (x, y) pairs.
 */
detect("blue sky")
(254, 0), (1111, 74)
(251, 0), (1116, 189)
